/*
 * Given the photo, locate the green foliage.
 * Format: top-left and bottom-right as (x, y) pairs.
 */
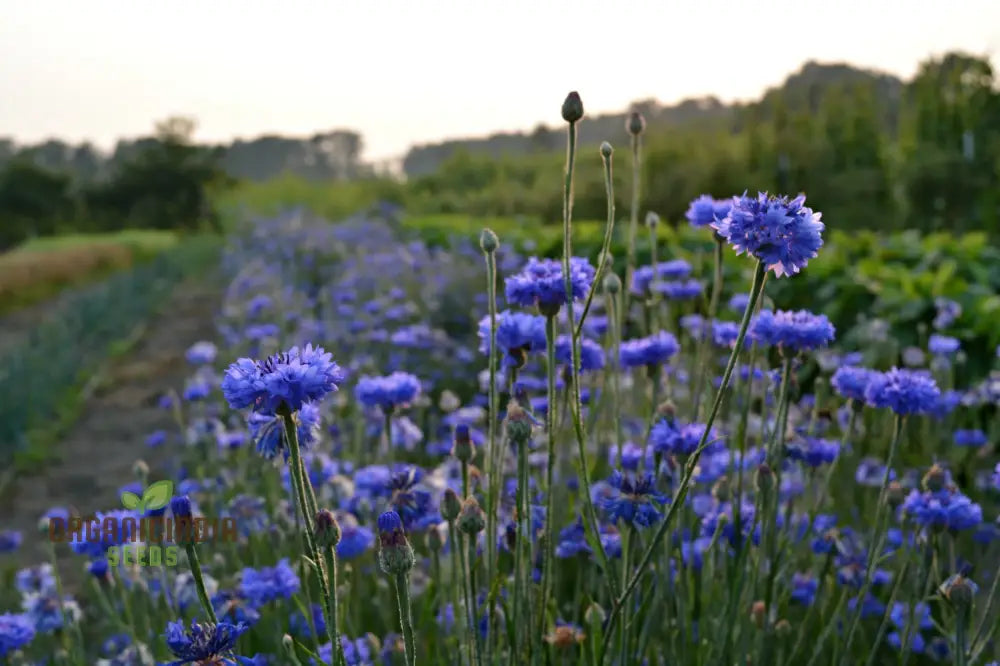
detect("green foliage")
(0, 161), (75, 249)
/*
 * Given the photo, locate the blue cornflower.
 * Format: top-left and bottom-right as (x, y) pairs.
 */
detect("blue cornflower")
(649, 421), (723, 457)
(928, 334), (960, 356)
(22, 592), (79, 633)
(728, 293), (750, 313)
(212, 590), (261, 627)
(164, 620), (250, 665)
(15, 565), (56, 595)
(478, 310), (547, 369)
(555, 336), (606, 372)
(386, 467), (438, 530)
(864, 368), (941, 415)
(146, 430), (167, 447)
(654, 279), (704, 301)
(750, 310), (835, 351)
(933, 298), (961, 330)
(786, 437), (840, 467)
(239, 559), (301, 608)
(685, 194), (733, 228)
(953, 429), (987, 447)
(222, 344), (344, 412)
(619, 331), (680, 368)
(600, 471), (668, 528)
(247, 402), (320, 460)
(608, 441), (654, 471)
(711, 192), (824, 277)
(505, 257), (595, 313)
(992, 463), (1000, 492)
(711, 321), (747, 349)
(555, 520), (591, 559)
(69, 510), (137, 558)
(0, 530), (22, 553)
(289, 603), (326, 639)
(185, 341), (218, 365)
(337, 522), (374, 560)
(225, 495), (270, 537)
(855, 458), (896, 487)
(318, 637), (374, 666)
(831, 366), (877, 402)
(0, 613), (35, 657)
(630, 260), (693, 295)
(900, 489), (982, 531)
(790, 573), (819, 606)
(355, 372), (422, 412)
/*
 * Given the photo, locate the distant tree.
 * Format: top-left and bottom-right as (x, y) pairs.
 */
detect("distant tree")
(0, 161), (73, 248)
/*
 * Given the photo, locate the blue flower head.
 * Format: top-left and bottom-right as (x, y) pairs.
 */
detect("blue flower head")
(600, 471), (668, 528)
(164, 620), (250, 665)
(0, 613), (35, 658)
(712, 192), (824, 277)
(953, 429), (987, 447)
(864, 368), (941, 415)
(222, 344), (344, 412)
(505, 257), (595, 313)
(619, 331), (680, 368)
(631, 260), (693, 294)
(478, 310), (547, 369)
(555, 336), (606, 372)
(355, 372), (422, 412)
(831, 366), (877, 402)
(685, 195), (733, 228)
(750, 310), (835, 352)
(247, 402), (321, 460)
(928, 334), (960, 356)
(239, 559), (301, 608)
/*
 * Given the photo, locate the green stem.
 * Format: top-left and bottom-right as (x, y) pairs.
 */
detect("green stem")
(513, 436), (531, 664)
(183, 543), (218, 624)
(955, 608), (968, 666)
(574, 144), (616, 341)
(967, 547), (1000, 661)
(394, 571), (417, 666)
(692, 238), (724, 421)
(483, 243), (500, 650)
(323, 547), (346, 666)
(540, 313), (559, 642)
(599, 260), (767, 663)
(839, 413), (906, 664)
(624, 127), (641, 320)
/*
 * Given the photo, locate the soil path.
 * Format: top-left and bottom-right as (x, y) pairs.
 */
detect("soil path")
(0, 279), (221, 574)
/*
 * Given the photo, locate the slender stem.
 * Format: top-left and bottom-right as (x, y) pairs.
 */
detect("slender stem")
(599, 260), (767, 663)
(968, 547), (1000, 660)
(394, 571), (417, 666)
(468, 535), (485, 666)
(457, 532), (478, 666)
(574, 144), (616, 341)
(693, 237), (725, 420)
(540, 313), (559, 642)
(624, 129), (641, 320)
(863, 558), (910, 666)
(646, 223), (659, 333)
(955, 607), (968, 666)
(839, 413), (906, 664)
(899, 538), (934, 666)
(513, 437), (530, 664)
(483, 243), (500, 649)
(183, 543), (218, 624)
(323, 547), (346, 666)
(449, 523), (471, 666)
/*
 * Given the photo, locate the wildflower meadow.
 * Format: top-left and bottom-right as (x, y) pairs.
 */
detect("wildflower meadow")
(3, 92), (1000, 666)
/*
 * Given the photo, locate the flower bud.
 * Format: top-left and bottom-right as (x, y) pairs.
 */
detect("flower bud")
(750, 600), (766, 628)
(627, 111), (646, 136)
(940, 574), (978, 609)
(655, 400), (677, 420)
(282, 634), (296, 657)
(480, 228), (499, 253)
(754, 464), (775, 495)
(441, 489), (462, 523)
(886, 481), (906, 509)
(775, 618), (792, 637)
(922, 463), (947, 493)
(603, 272), (622, 295)
(452, 424), (474, 464)
(426, 522), (446, 552)
(439, 390), (461, 413)
(711, 475), (731, 502)
(132, 460), (149, 479)
(170, 495), (193, 519)
(365, 633), (382, 657)
(506, 401), (534, 445)
(504, 522), (517, 551)
(377, 511), (415, 575)
(314, 509), (341, 549)
(584, 601), (606, 627)
(561, 91), (584, 123)
(600, 142), (613, 159)
(457, 497), (486, 536)
(645, 212), (660, 228)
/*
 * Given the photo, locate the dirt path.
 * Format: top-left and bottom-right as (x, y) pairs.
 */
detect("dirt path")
(0, 279), (221, 573)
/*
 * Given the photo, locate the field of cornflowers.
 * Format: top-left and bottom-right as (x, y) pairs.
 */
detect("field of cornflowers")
(2, 93), (1000, 666)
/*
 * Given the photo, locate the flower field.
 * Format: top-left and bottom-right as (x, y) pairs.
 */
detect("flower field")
(1, 94), (1000, 666)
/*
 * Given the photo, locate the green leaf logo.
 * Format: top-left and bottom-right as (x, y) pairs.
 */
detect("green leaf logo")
(120, 491), (142, 510)
(142, 480), (174, 512)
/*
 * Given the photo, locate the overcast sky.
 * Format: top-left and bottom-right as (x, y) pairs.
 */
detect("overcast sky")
(2, 0), (998, 161)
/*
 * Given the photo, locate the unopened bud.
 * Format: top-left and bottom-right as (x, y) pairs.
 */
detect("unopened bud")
(584, 601), (606, 626)
(561, 91), (584, 123)
(480, 228), (499, 253)
(506, 401), (533, 445)
(886, 481), (906, 509)
(439, 390), (461, 413)
(645, 212), (660, 228)
(603, 272), (622, 295)
(627, 111), (646, 136)
(441, 489), (462, 523)
(922, 463), (947, 492)
(457, 497), (486, 536)
(754, 464), (774, 495)
(132, 460), (149, 479)
(426, 523), (446, 552)
(711, 475), (731, 502)
(314, 509), (342, 549)
(170, 495), (193, 519)
(282, 634), (296, 656)
(751, 600), (766, 628)
(600, 142), (613, 159)
(376, 511), (415, 575)
(452, 424), (474, 463)
(940, 574), (977, 609)
(775, 618), (792, 637)
(655, 400), (677, 419)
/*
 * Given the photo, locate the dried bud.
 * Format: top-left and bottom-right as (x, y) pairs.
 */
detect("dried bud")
(452, 424), (474, 463)
(603, 272), (622, 295)
(314, 509), (341, 549)
(750, 600), (767, 628)
(457, 497), (486, 536)
(627, 111), (646, 136)
(376, 511), (415, 575)
(600, 141), (613, 159)
(754, 464), (774, 495)
(132, 460), (149, 479)
(439, 390), (461, 413)
(441, 489), (462, 523)
(645, 212), (660, 228)
(480, 228), (499, 253)
(886, 481), (906, 509)
(922, 463), (947, 492)
(655, 400), (676, 420)
(775, 618), (792, 637)
(546, 624), (586, 648)
(561, 91), (584, 123)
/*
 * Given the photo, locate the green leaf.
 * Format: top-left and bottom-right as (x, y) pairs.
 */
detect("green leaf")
(120, 491), (142, 510)
(142, 480), (174, 511)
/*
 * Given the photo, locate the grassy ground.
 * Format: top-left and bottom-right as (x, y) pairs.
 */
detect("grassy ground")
(0, 229), (178, 314)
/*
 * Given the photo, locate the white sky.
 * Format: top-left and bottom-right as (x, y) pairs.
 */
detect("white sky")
(2, 0), (999, 162)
